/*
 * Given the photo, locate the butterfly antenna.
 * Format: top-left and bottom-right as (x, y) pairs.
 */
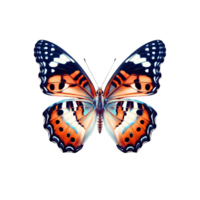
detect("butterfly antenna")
(82, 57), (99, 89)
(100, 57), (118, 89)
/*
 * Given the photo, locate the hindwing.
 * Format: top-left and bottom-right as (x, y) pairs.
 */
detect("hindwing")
(104, 99), (157, 152)
(43, 99), (96, 152)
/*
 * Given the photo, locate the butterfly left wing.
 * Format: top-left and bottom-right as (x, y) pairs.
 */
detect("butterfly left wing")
(43, 99), (96, 153)
(104, 99), (157, 153)
(34, 40), (96, 100)
(104, 40), (166, 100)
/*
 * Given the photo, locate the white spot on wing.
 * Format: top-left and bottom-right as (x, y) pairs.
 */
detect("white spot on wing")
(142, 61), (151, 67)
(43, 61), (46, 67)
(60, 54), (71, 62)
(62, 84), (70, 91)
(42, 76), (46, 83)
(70, 121), (79, 130)
(126, 53), (152, 66)
(131, 84), (139, 92)
(49, 53), (74, 65)
(76, 125), (85, 137)
(126, 109), (138, 122)
(49, 61), (58, 67)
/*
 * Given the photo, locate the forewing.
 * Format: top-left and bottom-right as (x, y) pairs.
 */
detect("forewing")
(34, 40), (96, 100)
(104, 40), (166, 100)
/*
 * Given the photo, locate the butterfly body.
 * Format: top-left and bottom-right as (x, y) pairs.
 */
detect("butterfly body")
(95, 86), (105, 134)
(34, 39), (166, 153)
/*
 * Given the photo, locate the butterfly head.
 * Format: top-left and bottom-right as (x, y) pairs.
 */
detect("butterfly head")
(96, 88), (104, 96)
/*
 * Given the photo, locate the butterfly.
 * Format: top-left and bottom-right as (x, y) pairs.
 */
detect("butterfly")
(34, 40), (166, 153)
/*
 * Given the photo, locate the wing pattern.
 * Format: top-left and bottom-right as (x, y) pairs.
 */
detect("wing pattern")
(104, 40), (166, 100)
(43, 99), (96, 152)
(34, 40), (96, 100)
(104, 99), (157, 152)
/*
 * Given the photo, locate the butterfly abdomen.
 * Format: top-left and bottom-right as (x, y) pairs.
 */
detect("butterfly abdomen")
(96, 114), (104, 134)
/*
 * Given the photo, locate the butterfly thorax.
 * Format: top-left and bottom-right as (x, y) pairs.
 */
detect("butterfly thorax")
(96, 88), (104, 133)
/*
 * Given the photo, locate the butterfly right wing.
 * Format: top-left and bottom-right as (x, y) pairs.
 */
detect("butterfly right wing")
(43, 99), (96, 153)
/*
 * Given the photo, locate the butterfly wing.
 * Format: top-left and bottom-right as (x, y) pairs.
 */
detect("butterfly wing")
(104, 99), (157, 153)
(34, 40), (97, 152)
(104, 40), (166, 100)
(34, 40), (96, 100)
(103, 40), (166, 152)
(43, 99), (96, 153)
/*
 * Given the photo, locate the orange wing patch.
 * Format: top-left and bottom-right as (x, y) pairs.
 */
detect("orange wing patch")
(106, 74), (154, 100)
(104, 100), (157, 153)
(104, 70), (129, 97)
(119, 106), (150, 148)
(46, 72), (95, 99)
(125, 75), (153, 92)
(71, 70), (96, 97)
(48, 100), (96, 148)
(48, 104), (85, 149)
